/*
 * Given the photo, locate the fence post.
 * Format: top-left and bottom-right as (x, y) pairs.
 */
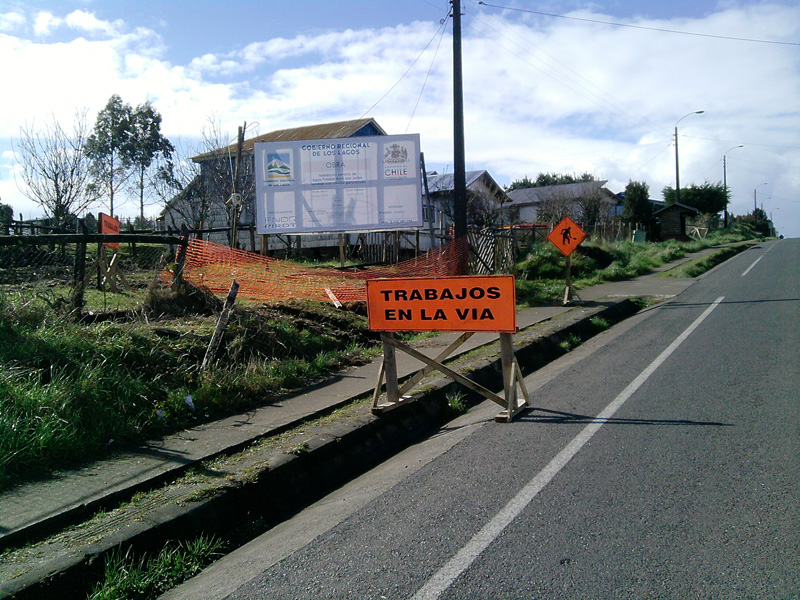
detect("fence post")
(71, 221), (87, 314)
(128, 222), (137, 258)
(172, 224), (189, 289)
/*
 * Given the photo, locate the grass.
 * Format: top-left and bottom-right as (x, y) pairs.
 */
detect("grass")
(514, 226), (758, 306)
(87, 535), (225, 600)
(0, 226), (760, 490)
(0, 287), (381, 490)
(660, 245), (750, 278)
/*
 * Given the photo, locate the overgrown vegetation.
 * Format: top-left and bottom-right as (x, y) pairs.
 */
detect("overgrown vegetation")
(514, 226), (758, 306)
(87, 535), (225, 600)
(0, 285), (381, 490)
(0, 225), (760, 490)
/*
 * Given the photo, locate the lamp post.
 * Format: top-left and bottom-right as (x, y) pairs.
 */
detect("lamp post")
(754, 182), (768, 213)
(674, 110), (705, 205)
(723, 144), (743, 228)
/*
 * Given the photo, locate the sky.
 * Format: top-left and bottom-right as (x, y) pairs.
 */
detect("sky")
(1, 0), (798, 236)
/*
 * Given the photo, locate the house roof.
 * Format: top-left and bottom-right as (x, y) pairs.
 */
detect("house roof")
(192, 118), (386, 162)
(653, 201), (701, 215)
(425, 170), (509, 202)
(505, 180), (611, 207)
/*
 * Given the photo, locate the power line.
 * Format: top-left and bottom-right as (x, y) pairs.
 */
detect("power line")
(683, 135), (800, 150)
(476, 1), (800, 46)
(406, 17), (448, 133)
(467, 13), (663, 135)
(359, 9), (451, 119)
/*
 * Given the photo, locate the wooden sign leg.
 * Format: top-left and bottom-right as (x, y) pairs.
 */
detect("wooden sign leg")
(500, 333), (517, 422)
(381, 333), (400, 404)
(563, 254), (572, 305)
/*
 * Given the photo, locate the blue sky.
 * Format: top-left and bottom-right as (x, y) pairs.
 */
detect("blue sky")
(1, 0), (798, 236)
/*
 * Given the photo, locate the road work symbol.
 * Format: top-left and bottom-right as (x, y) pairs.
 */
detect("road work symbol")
(547, 217), (587, 257)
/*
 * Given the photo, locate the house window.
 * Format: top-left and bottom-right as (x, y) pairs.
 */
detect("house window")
(422, 204), (434, 223)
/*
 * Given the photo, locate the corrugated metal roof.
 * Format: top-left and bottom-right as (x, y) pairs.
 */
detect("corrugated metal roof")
(505, 180), (609, 206)
(193, 118), (386, 161)
(425, 170), (486, 193)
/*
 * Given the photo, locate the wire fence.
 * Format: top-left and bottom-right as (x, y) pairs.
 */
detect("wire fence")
(0, 220), (644, 312)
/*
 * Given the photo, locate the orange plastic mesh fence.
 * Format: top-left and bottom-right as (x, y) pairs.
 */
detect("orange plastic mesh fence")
(172, 237), (469, 303)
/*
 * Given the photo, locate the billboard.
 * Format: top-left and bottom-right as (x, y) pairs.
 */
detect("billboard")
(254, 134), (422, 234)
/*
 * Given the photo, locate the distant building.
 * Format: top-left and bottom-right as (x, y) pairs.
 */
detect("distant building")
(504, 180), (618, 225)
(654, 202), (700, 240)
(423, 170), (511, 231)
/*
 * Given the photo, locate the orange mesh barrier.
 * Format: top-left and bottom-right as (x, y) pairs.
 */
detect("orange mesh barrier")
(174, 237), (469, 303)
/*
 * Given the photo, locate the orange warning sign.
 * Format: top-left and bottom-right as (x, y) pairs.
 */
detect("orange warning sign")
(366, 275), (516, 332)
(547, 217), (586, 256)
(98, 212), (120, 251)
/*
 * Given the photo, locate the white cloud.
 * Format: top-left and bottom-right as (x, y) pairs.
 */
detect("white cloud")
(64, 10), (122, 36)
(0, 3), (798, 234)
(33, 11), (61, 36)
(0, 11), (25, 32)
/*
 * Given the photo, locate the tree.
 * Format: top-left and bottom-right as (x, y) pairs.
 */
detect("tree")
(536, 186), (580, 223)
(128, 101), (174, 221)
(193, 117), (255, 247)
(576, 191), (605, 231)
(505, 175), (535, 192)
(14, 111), (97, 231)
(506, 172), (595, 191)
(85, 94), (134, 217)
(663, 181), (728, 215)
(623, 180), (654, 227)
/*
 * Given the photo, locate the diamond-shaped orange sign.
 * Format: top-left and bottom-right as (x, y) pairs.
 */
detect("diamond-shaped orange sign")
(547, 217), (587, 257)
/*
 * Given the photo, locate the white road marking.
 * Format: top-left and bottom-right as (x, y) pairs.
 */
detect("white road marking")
(741, 256), (763, 277)
(411, 296), (726, 600)
(742, 242), (775, 277)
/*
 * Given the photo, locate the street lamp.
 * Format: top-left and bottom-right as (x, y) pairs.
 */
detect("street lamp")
(674, 110), (705, 205)
(754, 182), (768, 213)
(723, 144), (744, 228)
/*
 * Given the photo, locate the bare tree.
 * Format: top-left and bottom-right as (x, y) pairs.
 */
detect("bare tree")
(14, 111), (97, 230)
(576, 189), (605, 230)
(536, 187), (579, 224)
(193, 116), (255, 246)
(152, 138), (206, 233)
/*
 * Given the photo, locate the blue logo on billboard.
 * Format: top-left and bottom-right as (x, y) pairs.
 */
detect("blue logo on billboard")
(267, 152), (292, 181)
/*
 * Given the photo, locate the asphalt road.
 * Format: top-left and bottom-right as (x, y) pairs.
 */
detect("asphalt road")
(166, 238), (799, 600)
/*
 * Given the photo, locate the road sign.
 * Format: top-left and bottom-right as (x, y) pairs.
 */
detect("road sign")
(366, 275), (516, 332)
(547, 217), (586, 257)
(98, 212), (120, 251)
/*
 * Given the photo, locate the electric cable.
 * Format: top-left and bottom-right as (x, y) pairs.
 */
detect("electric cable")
(359, 8), (452, 119)
(476, 1), (800, 46)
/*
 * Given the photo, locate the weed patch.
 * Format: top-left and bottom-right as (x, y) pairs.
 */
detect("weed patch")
(87, 535), (225, 600)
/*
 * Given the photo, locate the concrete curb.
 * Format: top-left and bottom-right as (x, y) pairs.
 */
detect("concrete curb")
(1, 299), (641, 600)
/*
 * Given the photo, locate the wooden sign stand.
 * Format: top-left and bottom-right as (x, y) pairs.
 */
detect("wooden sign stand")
(562, 254), (582, 305)
(83, 247), (130, 293)
(372, 331), (531, 423)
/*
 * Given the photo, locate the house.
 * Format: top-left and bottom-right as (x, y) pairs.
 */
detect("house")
(504, 180), (619, 226)
(654, 202), (700, 240)
(612, 191), (665, 218)
(424, 170), (511, 230)
(160, 118), (388, 252)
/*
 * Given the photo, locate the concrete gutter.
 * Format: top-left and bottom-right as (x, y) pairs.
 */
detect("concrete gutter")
(0, 298), (641, 600)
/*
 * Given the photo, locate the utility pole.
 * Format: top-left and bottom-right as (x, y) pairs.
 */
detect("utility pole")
(228, 122), (246, 249)
(451, 0), (467, 243)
